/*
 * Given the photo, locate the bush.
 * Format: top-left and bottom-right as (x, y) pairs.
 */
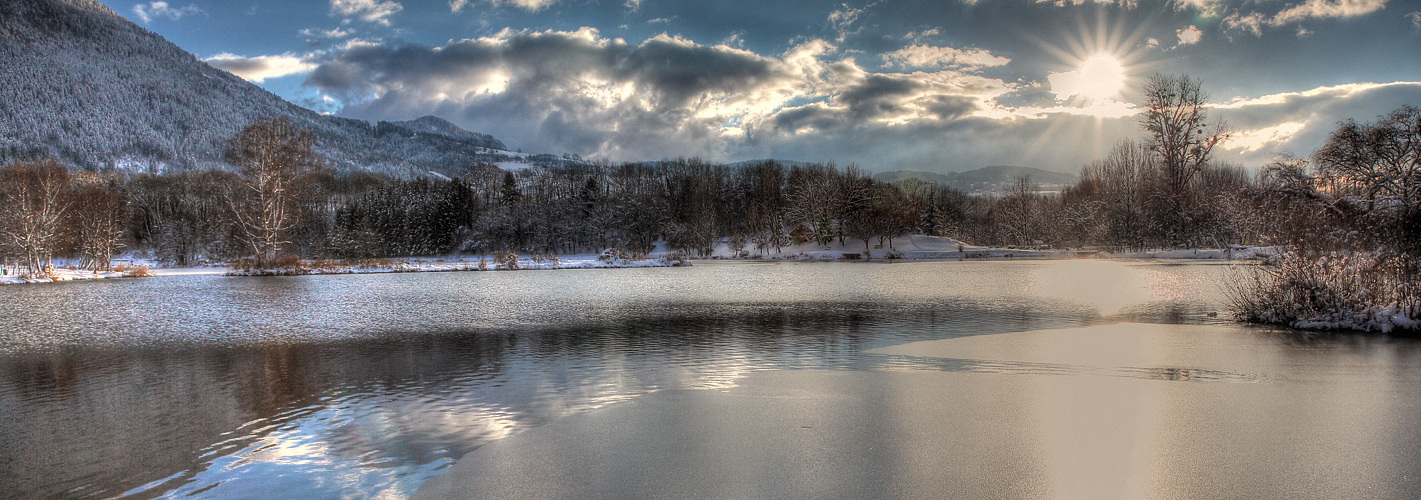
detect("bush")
(113, 263), (152, 277)
(494, 250), (519, 270)
(659, 251), (689, 266)
(1226, 251), (1420, 334)
(598, 248), (634, 262)
(271, 254), (303, 269)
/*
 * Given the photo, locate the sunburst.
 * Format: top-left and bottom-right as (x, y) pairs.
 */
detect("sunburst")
(1015, 6), (1165, 165)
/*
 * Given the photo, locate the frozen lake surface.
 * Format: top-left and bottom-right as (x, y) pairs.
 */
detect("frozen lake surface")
(1, 260), (1418, 498)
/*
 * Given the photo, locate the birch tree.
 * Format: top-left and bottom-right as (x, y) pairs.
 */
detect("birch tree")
(224, 118), (317, 267)
(0, 158), (72, 275)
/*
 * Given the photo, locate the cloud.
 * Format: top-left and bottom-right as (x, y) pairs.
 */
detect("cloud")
(300, 27), (356, 41)
(1222, 12), (1265, 37)
(625, 0), (642, 12)
(905, 28), (941, 41)
(305, 29), (1017, 164)
(1176, 25), (1202, 45)
(206, 53), (317, 83)
(1035, 0), (1139, 7)
(481, 0), (561, 12)
(1272, 0), (1388, 25)
(1408, 11), (1421, 29)
(330, 0), (403, 25)
(1219, 0), (1389, 36)
(132, 2), (204, 23)
(828, 3), (869, 28)
(1227, 121), (1308, 152)
(828, 1), (880, 42)
(1211, 81), (1421, 164)
(882, 45), (1010, 70)
(722, 31), (746, 48)
(301, 26), (1419, 173)
(1170, 0), (1225, 18)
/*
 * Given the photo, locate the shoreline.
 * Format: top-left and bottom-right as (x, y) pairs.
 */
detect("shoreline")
(225, 255), (691, 276)
(2, 248), (1268, 285)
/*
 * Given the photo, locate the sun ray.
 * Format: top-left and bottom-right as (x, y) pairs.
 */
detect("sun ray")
(1008, 5), (1177, 168)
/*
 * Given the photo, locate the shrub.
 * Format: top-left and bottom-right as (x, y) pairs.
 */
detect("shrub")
(659, 251), (689, 266)
(114, 263), (153, 278)
(1226, 251), (1420, 334)
(271, 254), (303, 269)
(229, 258), (258, 271)
(598, 248), (633, 262)
(494, 250), (519, 270)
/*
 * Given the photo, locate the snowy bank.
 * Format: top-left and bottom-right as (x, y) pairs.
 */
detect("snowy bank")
(1098, 246), (1283, 260)
(225, 253), (689, 277)
(709, 234), (1072, 260)
(706, 234), (1276, 262)
(1226, 251), (1420, 335)
(0, 264), (151, 285)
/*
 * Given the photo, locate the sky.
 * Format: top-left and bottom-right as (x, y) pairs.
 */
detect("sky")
(100, 0), (1421, 173)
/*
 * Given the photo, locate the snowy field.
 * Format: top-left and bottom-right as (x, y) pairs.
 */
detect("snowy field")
(0, 267), (128, 285)
(225, 254), (689, 276)
(3, 237), (1281, 284)
(705, 234), (1280, 262)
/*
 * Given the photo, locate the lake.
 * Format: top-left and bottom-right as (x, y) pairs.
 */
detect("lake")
(2, 260), (1419, 498)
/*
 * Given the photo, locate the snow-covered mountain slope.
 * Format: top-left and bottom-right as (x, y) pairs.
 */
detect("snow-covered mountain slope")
(0, 0), (522, 177)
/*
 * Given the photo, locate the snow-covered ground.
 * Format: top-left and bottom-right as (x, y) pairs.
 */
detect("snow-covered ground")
(704, 234), (1277, 262)
(226, 253), (689, 276)
(0, 255), (218, 285)
(1098, 246), (1284, 260)
(708, 234), (1069, 260)
(0, 267), (129, 285)
(2, 238), (1280, 284)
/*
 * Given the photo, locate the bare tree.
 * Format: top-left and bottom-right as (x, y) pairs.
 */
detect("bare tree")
(1080, 140), (1157, 250)
(1140, 74), (1228, 205)
(70, 175), (129, 271)
(1313, 105), (1421, 251)
(224, 118), (317, 268)
(999, 176), (1044, 248)
(0, 158), (72, 275)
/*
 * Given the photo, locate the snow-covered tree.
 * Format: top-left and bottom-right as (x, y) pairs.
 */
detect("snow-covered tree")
(224, 118), (318, 267)
(0, 158), (72, 275)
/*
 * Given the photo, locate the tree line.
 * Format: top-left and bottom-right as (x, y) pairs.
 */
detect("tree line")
(2, 75), (1416, 276)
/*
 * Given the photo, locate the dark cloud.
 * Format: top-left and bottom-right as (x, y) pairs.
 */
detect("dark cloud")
(620, 35), (788, 111)
(285, 0), (1419, 173)
(772, 102), (843, 134)
(305, 28), (1016, 163)
(837, 74), (923, 119)
(921, 95), (979, 120)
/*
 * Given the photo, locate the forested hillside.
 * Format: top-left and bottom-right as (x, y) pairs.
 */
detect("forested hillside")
(0, 0), (510, 177)
(873, 166), (1077, 195)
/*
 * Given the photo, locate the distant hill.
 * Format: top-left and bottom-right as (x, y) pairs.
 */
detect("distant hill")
(0, 0), (530, 177)
(723, 159), (821, 169)
(874, 166), (1076, 194)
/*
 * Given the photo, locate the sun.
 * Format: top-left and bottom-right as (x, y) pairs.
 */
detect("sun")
(1049, 53), (1126, 102)
(1013, 7), (1157, 165)
(1027, 7), (1155, 104)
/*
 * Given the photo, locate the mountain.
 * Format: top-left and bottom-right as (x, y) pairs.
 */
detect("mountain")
(384, 116), (505, 149)
(874, 166), (1077, 194)
(0, 0), (517, 177)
